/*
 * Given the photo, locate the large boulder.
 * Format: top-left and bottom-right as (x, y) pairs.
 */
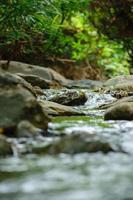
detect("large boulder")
(0, 73), (50, 135)
(0, 86), (49, 130)
(0, 61), (67, 84)
(104, 102), (133, 120)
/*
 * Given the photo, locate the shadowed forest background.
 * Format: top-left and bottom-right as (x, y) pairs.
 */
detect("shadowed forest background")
(0, 0), (133, 78)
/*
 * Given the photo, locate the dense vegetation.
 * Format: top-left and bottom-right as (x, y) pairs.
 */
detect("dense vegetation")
(0, 0), (133, 77)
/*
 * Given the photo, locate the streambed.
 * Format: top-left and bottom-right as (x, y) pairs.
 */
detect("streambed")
(0, 90), (133, 200)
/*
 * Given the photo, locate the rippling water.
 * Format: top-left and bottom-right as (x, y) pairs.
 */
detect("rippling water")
(1, 153), (133, 200)
(1, 91), (133, 200)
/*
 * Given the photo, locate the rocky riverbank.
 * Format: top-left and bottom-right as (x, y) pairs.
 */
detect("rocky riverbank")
(1, 61), (133, 156)
(1, 61), (133, 200)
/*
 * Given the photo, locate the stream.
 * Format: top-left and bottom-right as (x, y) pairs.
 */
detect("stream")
(1, 90), (133, 200)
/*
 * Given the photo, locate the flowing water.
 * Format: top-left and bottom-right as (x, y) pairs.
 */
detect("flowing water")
(1, 90), (133, 200)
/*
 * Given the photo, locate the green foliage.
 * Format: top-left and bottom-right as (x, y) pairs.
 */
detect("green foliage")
(50, 11), (130, 76)
(0, 0), (60, 55)
(89, 0), (133, 64)
(0, 0), (131, 77)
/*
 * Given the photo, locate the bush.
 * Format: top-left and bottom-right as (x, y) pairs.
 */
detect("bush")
(0, 0), (131, 77)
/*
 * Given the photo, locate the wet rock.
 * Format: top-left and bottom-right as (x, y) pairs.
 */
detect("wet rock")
(0, 60), (68, 85)
(39, 100), (85, 116)
(0, 136), (13, 157)
(16, 73), (51, 89)
(65, 79), (103, 89)
(47, 89), (87, 106)
(104, 102), (133, 120)
(33, 133), (114, 154)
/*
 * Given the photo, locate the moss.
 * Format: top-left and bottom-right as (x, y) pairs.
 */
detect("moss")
(52, 116), (111, 128)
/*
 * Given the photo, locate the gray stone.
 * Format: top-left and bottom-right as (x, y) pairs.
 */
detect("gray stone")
(104, 102), (133, 120)
(0, 70), (36, 96)
(0, 61), (67, 84)
(0, 74), (50, 134)
(39, 100), (85, 116)
(65, 79), (103, 89)
(100, 96), (133, 110)
(16, 73), (51, 89)
(47, 90), (87, 106)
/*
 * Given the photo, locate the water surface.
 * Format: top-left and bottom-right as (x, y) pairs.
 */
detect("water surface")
(1, 91), (133, 200)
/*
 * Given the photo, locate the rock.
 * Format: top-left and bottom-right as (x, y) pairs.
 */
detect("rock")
(0, 76), (50, 134)
(98, 76), (133, 100)
(33, 86), (44, 96)
(39, 100), (85, 116)
(32, 133), (114, 154)
(113, 82), (133, 92)
(115, 96), (133, 103)
(49, 81), (65, 89)
(48, 68), (67, 84)
(0, 61), (52, 80)
(16, 120), (44, 138)
(47, 89), (87, 106)
(100, 95), (133, 110)
(64, 79), (103, 89)
(104, 75), (133, 87)
(0, 60), (68, 85)
(0, 136), (13, 157)
(104, 102), (133, 120)
(0, 70), (36, 96)
(16, 73), (51, 89)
